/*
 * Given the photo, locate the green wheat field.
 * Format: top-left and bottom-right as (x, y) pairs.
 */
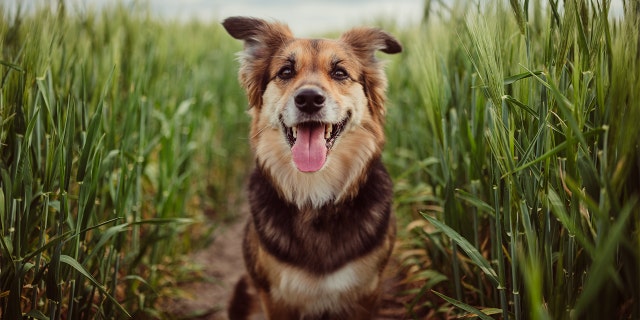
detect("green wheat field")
(1, 0), (638, 319)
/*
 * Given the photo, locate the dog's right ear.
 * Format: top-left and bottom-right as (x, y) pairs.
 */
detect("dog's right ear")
(223, 17), (293, 108)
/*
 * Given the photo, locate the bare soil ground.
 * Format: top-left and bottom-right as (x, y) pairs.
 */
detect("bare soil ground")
(161, 214), (248, 320)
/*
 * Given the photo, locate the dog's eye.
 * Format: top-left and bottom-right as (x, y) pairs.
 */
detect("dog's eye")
(331, 68), (349, 81)
(277, 66), (295, 80)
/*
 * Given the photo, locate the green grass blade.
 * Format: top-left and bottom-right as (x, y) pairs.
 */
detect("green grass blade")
(503, 95), (538, 120)
(22, 232), (70, 263)
(432, 290), (497, 320)
(0, 59), (26, 72)
(76, 68), (113, 183)
(528, 69), (589, 149)
(59, 255), (131, 318)
(455, 188), (496, 216)
(547, 188), (595, 255)
(422, 213), (499, 286)
(503, 70), (543, 85)
(85, 224), (129, 261)
(573, 197), (638, 316)
(505, 128), (602, 177)
(0, 186), (4, 232)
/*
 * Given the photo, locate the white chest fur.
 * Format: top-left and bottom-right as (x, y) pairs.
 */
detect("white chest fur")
(271, 262), (379, 315)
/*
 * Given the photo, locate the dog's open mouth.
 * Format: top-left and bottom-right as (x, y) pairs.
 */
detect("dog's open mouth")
(282, 113), (350, 172)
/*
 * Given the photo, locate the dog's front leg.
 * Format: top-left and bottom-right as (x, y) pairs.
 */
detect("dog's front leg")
(351, 290), (382, 320)
(258, 290), (299, 320)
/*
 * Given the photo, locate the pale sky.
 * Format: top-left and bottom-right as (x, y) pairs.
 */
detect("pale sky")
(150, 0), (425, 36)
(8, 0), (424, 36)
(7, 0), (625, 37)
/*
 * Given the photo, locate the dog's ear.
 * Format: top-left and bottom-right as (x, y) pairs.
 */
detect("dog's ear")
(340, 28), (402, 59)
(340, 28), (402, 119)
(223, 17), (293, 108)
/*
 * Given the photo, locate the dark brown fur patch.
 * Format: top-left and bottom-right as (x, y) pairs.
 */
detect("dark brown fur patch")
(228, 276), (253, 319)
(248, 158), (393, 275)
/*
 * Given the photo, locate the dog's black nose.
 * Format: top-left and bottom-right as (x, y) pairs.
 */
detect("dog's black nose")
(294, 88), (325, 113)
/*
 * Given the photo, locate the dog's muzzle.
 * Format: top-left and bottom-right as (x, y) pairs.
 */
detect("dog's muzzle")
(280, 88), (351, 173)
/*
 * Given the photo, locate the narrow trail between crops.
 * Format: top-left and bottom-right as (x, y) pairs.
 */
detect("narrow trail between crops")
(161, 210), (248, 320)
(161, 207), (417, 320)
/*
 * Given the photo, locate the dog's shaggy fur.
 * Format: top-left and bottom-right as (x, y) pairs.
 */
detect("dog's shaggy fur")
(223, 16), (402, 319)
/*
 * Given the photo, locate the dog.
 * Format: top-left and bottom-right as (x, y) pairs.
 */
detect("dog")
(222, 16), (402, 319)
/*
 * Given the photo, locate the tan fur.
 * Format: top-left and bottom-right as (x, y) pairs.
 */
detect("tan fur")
(223, 16), (402, 319)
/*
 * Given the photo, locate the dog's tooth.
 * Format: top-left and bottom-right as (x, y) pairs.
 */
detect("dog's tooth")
(292, 126), (298, 139)
(325, 124), (332, 139)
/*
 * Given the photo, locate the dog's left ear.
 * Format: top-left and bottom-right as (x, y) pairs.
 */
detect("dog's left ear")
(222, 17), (293, 108)
(340, 28), (402, 59)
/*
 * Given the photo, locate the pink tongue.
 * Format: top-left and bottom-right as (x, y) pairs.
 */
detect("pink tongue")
(291, 124), (327, 172)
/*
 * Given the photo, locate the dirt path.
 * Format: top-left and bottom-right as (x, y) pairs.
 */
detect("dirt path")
(162, 214), (248, 320)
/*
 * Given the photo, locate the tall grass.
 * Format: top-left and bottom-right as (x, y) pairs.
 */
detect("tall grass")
(1, 2), (248, 318)
(387, 0), (639, 318)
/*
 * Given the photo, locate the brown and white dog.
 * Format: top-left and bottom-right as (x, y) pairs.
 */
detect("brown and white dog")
(222, 16), (402, 320)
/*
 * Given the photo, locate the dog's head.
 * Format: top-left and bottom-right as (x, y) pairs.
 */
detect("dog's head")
(223, 16), (401, 207)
